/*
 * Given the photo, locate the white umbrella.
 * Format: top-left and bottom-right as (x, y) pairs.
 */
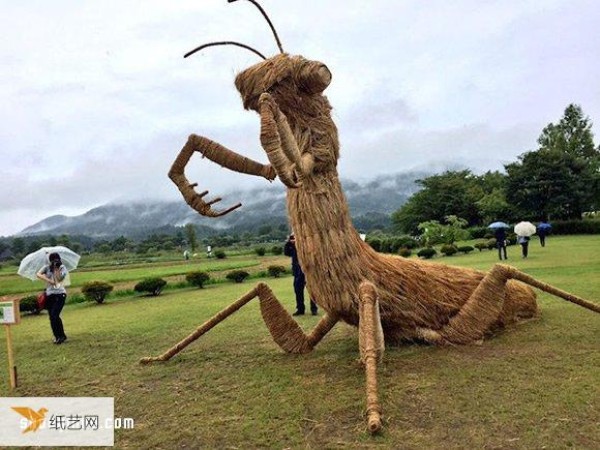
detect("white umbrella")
(17, 246), (81, 281)
(514, 221), (537, 237)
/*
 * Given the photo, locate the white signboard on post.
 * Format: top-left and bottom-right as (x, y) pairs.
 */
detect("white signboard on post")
(1, 297), (21, 389)
(0, 299), (19, 325)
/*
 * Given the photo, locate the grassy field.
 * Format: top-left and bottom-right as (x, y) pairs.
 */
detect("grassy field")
(1, 235), (599, 449)
(0, 257), (266, 296)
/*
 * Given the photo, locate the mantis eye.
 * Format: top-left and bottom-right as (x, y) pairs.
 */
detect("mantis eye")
(294, 61), (332, 94)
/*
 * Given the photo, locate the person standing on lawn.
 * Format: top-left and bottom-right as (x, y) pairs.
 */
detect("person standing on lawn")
(284, 234), (318, 316)
(37, 252), (68, 344)
(494, 227), (508, 260)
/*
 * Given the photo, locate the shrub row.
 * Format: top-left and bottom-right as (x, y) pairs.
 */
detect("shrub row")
(219, 246), (283, 257)
(366, 235), (419, 253)
(466, 219), (600, 238)
(439, 244), (475, 256)
(19, 265), (292, 311)
(548, 219), (600, 235)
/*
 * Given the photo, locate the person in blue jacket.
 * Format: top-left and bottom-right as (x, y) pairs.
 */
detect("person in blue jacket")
(537, 222), (550, 247)
(494, 227), (508, 260)
(284, 234), (318, 316)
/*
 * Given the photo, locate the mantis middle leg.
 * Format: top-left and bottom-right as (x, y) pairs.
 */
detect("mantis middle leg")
(358, 281), (385, 434)
(140, 282), (338, 364)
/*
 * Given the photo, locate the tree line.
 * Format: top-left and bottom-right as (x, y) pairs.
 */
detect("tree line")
(392, 104), (600, 234)
(0, 223), (293, 261)
(2, 104), (598, 258)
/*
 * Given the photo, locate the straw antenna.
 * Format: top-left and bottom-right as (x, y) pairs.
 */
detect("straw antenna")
(228, 0), (284, 53)
(184, 41), (267, 60)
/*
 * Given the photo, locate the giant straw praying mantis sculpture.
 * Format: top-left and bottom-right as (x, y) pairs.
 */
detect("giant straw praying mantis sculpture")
(141, 0), (600, 433)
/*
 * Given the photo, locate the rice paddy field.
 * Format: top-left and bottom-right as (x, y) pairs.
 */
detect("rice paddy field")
(1, 234), (598, 449)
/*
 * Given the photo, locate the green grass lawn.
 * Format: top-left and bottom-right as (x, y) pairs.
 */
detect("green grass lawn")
(1, 235), (599, 449)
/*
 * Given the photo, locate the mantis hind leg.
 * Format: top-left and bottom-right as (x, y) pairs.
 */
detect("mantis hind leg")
(140, 282), (338, 364)
(419, 264), (536, 345)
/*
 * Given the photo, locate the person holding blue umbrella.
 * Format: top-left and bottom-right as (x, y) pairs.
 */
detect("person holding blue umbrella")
(537, 221), (552, 247)
(488, 221), (510, 260)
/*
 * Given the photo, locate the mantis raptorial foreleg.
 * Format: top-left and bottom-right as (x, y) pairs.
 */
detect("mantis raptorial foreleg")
(258, 94), (299, 188)
(168, 134), (276, 217)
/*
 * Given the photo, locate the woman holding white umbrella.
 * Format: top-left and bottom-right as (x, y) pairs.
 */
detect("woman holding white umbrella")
(36, 252), (69, 344)
(514, 221), (537, 259)
(18, 245), (80, 344)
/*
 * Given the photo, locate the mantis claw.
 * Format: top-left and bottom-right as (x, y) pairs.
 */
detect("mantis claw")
(169, 134), (275, 218)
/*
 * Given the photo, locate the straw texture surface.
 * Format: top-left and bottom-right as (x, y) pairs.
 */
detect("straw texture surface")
(159, 49), (599, 434)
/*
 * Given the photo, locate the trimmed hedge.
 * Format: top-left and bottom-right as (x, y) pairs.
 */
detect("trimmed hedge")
(186, 271), (210, 289)
(391, 236), (419, 251)
(474, 242), (487, 252)
(81, 281), (113, 303)
(267, 265), (286, 278)
(134, 277), (167, 296)
(81, 281), (114, 304)
(417, 248), (437, 259)
(440, 244), (458, 256)
(226, 270), (250, 283)
(548, 219), (600, 235)
(19, 295), (41, 315)
(366, 235), (419, 253)
(467, 220), (600, 238)
(398, 248), (412, 257)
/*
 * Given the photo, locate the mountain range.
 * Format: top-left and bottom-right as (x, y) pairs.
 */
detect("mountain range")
(19, 171), (429, 238)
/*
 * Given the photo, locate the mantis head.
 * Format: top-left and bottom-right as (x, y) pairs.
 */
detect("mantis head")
(183, 0), (339, 190)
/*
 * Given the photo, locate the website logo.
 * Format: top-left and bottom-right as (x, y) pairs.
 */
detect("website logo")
(1, 397), (121, 447)
(11, 407), (48, 433)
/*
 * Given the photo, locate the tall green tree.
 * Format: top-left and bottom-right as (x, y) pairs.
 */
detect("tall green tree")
(474, 171), (514, 223)
(391, 170), (482, 233)
(110, 236), (131, 252)
(538, 104), (596, 159)
(476, 188), (511, 224)
(505, 104), (600, 220)
(184, 223), (198, 252)
(56, 234), (71, 247)
(418, 215), (469, 246)
(173, 230), (186, 248)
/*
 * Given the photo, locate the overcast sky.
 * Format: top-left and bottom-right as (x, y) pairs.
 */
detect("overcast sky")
(2, 0), (599, 236)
